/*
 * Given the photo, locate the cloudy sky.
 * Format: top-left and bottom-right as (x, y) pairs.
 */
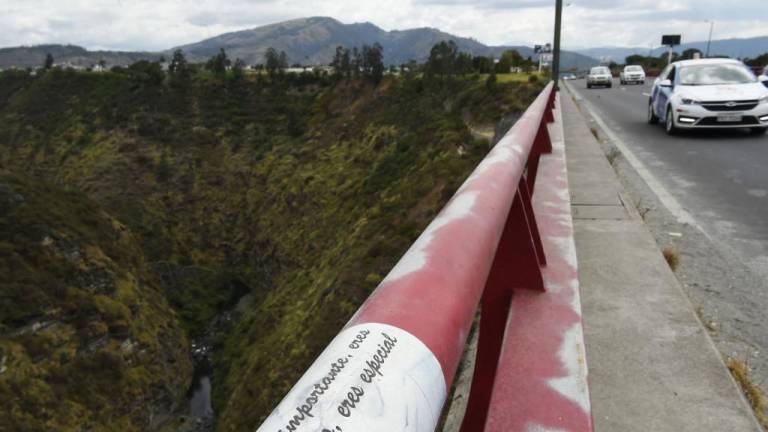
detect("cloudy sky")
(0, 0), (765, 51)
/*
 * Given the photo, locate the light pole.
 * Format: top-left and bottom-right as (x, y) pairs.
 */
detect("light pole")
(705, 20), (714, 57)
(552, 0), (563, 89)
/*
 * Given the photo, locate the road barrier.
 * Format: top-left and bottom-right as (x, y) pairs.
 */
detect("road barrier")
(257, 81), (593, 432)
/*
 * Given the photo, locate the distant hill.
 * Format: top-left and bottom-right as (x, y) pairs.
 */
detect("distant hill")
(577, 36), (768, 64)
(0, 44), (160, 69)
(173, 16), (598, 70)
(0, 17), (598, 71)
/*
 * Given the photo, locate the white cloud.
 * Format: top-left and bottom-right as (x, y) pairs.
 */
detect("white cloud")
(0, 0), (764, 51)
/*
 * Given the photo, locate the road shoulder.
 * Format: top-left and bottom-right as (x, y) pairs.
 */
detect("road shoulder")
(562, 83), (762, 431)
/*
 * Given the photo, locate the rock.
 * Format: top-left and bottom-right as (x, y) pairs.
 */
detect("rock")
(121, 338), (137, 354)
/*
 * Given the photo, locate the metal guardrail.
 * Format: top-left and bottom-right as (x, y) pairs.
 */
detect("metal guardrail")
(256, 82), (592, 432)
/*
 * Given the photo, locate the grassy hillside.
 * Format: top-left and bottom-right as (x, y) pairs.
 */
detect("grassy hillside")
(0, 171), (191, 431)
(0, 67), (543, 430)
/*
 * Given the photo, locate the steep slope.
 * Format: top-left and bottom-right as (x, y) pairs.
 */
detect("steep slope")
(0, 171), (191, 431)
(0, 68), (543, 430)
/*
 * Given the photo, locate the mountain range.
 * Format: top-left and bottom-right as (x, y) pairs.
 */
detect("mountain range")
(0, 16), (597, 71)
(577, 36), (768, 64)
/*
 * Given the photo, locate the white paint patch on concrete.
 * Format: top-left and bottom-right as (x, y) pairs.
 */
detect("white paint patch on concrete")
(547, 324), (591, 414)
(525, 423), (568, 432)
(549, 236), (578, 271)
(383, 192), (478, 282)
(257, 323), (446, 432)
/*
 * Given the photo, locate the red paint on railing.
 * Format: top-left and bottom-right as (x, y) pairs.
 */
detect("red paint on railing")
(349, 83), (556, 387)
(256, 82), (592, 432)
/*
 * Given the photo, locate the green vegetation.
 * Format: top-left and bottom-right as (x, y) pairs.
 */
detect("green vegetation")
(0, 172), (191, 431)
(0, 56), (543, 430)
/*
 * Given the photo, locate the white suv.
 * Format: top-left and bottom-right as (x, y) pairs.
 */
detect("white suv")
(648, 58), (768, 135)
(620, 65), (645, 85)
(587, 66), (612, 89)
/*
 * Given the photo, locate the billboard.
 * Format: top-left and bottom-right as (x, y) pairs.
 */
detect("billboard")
(661, 35), (681, 46)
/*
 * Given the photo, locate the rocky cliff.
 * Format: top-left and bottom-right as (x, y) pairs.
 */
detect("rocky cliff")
(0, 67), (542, 430)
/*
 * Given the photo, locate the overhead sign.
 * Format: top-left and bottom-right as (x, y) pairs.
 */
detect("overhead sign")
(540, 53), (554, 63)
(535, 43), (552, 54)
(661, 35), (681, 46)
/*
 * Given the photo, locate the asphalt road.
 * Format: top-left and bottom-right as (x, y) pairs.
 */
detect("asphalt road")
(569, 78), (768, 282)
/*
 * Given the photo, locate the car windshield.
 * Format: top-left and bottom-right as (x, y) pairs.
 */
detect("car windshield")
(679, 64), (756, 85)
(591, 67), (609, 75)
(625, 66), (643, 72)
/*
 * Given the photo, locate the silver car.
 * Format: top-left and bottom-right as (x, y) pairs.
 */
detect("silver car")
(587, 66), (613, 89)
(620, 65), (646, 85)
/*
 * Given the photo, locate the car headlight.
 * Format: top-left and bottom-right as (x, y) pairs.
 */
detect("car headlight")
(760, 94), (768, 104)
(679, 97), (700, 105)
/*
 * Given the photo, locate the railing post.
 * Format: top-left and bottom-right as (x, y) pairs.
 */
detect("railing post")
(459, 181), (546, 432)
(526, 119), (553, 194)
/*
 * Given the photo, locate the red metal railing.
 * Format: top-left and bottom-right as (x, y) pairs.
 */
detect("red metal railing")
(256, 82), (590, 432)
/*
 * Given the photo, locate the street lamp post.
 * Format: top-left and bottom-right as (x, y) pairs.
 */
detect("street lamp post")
(552, 0), (563, 89)
(705, 20), (715, 57)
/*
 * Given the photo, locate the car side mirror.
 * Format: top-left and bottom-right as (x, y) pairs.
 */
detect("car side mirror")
(659, 79), (673, 88)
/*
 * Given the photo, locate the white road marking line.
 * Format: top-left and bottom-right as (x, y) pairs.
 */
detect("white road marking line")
(642, 92), (651, 97)
(564, 82), (711, 240)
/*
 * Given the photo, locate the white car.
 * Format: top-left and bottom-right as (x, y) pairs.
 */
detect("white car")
(587, 66), (612, 89)
(620, 65), (645, 85)
(648, 58), (768, 135)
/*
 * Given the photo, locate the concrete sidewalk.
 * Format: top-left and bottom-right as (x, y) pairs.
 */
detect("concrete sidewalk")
(562, 85), (762, 431)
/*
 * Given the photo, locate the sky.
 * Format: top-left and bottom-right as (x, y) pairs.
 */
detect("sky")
(0, 0), (765, 51)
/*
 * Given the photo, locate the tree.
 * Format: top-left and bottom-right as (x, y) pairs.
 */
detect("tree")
(681, 48), (703, 60)
(330, 46), (355, 80)
(264, 48), (288, 78)
(496, 49), (524, 73)
(472, 55), (494, 74)
(351, 47), (362, 78)
(366, 43), (385, 84)
(744, 53), (768, 67)
(232, 58), (246, 80)
(486, 67), (497, 91)
(425, 40), (459, 81)
(168, 49), (190, 82)
(205, 48), (230, 75)
(456, 52), (474, 76)
(331, 46), (346, 79)
(43, 53), (54, 70)
(341, 49), (351, 79)
(127, 60), (165, 86)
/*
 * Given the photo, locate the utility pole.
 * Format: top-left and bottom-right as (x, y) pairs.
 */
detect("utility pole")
(552, 0), (563, 89)
(705, 20), (714, 57)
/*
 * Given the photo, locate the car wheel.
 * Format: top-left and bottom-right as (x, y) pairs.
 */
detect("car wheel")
(665, 107), (678, 135)
(750, 127), (768, 135)
(608, 83), (612, 88)
(648, 101), (659, 124)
